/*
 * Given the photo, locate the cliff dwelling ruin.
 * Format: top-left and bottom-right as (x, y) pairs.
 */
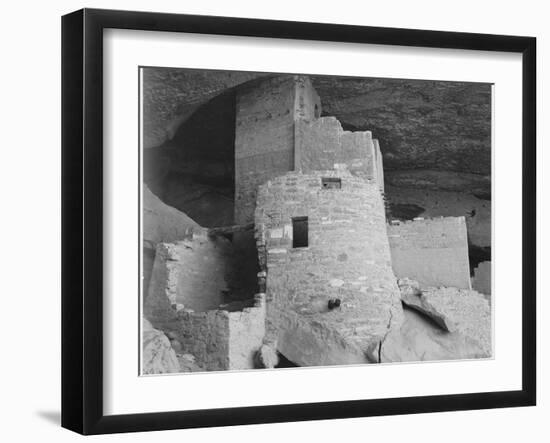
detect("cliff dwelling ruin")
(141, 70), (492, 374)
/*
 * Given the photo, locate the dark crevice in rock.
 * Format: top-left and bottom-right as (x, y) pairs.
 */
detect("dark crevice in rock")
(144, 89), (237, 228)
(400, 302), (450, 332)
(274, 352), (299, 368)
(399, 302), (451, 332)
(377, 305), (396, 363)
(388, 203), (425, 220)
(468, 244), (491, 276)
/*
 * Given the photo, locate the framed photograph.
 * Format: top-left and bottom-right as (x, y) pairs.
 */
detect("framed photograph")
(61, 8), (536, 435)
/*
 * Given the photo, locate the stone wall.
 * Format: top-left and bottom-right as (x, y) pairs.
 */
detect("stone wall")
(472, 260), (491, 296)
(234, 76), (318, 224)
(173, 233), (233, 312)
(146, 231), (234, 315)
(145, 231), (266, 371)
(387, 217), (471, 289)
(295, 117), (377, 181)
(373, 139), (384, 193)
(255, 169), (403, 366)
(175, 294), (266, 371)
(234, 75), (383, 225)
(142, 185), (200, 301)
(227, 294), (266, 370)
(177, 309), (231, 371)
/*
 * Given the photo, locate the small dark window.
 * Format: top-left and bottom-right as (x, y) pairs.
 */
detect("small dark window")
(292, 216), (308, 248)
(321, 177), (342, 189)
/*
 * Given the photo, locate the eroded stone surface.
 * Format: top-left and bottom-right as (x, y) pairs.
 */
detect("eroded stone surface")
(380, 307), (488, 363)
(143, 184), (200, 244)
(142, 319), (180, 374)
(398, 279), (458, 332)
(397, 284), (492, 356)
(177, 353), (204, 372)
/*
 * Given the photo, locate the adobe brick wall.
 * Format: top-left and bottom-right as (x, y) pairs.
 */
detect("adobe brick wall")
(387, 217), (471, 289)
(255, 169), (403, 366)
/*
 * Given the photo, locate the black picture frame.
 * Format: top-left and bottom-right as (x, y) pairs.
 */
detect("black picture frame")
(61, 8), (537, 435)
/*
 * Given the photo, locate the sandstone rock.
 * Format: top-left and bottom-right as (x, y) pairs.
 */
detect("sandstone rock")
(143, 184), (200, 245)
(177, 353), (204, 372)
(399, 285), (492, 356)
(397, 278), (421, 297)
(254, 344), (279, 369)
(399, 281), (457, 333)
(380, 307), (488, 363)
(143, 69), (266, 148)
(142, 319), (180, 375)
(169, 338), (183, 354)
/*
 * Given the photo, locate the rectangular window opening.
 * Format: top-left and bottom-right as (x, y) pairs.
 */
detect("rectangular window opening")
(292, 216), (308, 248)
(321, 177), (342, 189)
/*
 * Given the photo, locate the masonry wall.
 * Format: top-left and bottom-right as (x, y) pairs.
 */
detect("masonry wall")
(472, 260), (491, 295)
(255, 170), (403, 366)
(145, 233), (266, 371)
(173, 233), (234, 312)
(144, 242), (183, 334)
(295, 117), (377, 181)
(234, 75), (383, 224)
(146, 231), (235, 315)
(387, 217), (471, 289)
(227, 294), (266, 370)
(373, 139), (384, 192)
(177, 309), (230, 371)
(234, 75), (321, 224)
(174, 294), (266, 371)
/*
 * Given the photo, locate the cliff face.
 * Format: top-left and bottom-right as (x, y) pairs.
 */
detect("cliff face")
(143, 68), (491, 180)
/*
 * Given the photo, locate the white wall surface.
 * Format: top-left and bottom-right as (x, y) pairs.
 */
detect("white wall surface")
(0, 0), (546, 441)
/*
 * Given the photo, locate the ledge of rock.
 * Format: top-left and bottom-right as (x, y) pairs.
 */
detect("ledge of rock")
(380, 307), (488, 363)
(398, 278), (458, 332)
(397, 279), (492, 357)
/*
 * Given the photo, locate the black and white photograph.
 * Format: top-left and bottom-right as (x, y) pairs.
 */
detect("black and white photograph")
(140, 68), (493, 374)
